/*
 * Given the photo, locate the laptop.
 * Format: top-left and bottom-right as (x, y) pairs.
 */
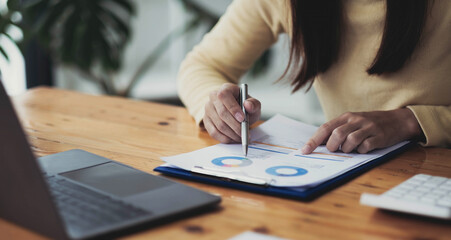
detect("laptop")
(0, 81), (221, 240)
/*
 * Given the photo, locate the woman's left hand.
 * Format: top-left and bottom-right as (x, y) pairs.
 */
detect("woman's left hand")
(301, 108), (424, 154)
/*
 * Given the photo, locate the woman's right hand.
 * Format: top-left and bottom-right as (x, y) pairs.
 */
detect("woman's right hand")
(203, 83), (261, 143)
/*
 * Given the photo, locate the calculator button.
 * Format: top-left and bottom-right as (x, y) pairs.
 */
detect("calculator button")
(391, 187), (408, 194)
(404, 182), (420, 188)
(428, 176), (447, 184)
(360, 174), (451, 220)
(396, 185), (410, 191)
(416, 187), (431, 193)
(429, 192), (444, 198)
(439, 185), (451, 191)
(402, 195), (419, 201)
(432, 189), (447, 195)
(419, 197), (436, 205)
(411, 174), (431, 181)
(437, 200), (451, 208)
(386, 191), (403, 198)
(408, 179), (424, 185)
(424, 182), (441, 188)
(409, 191), (425, 197)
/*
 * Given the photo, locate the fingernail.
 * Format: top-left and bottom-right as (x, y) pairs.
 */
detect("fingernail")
(235, 112), (244, 122)
(301, 145), (312, 154)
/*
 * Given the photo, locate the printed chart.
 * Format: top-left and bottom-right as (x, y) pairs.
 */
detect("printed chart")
(266, 166), (308, 177)
(212, 156), (252, 167)
(162, 115), (408, 187)
(252, 135), (354, 162)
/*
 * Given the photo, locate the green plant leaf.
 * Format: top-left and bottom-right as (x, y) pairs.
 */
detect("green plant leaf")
(60, 8), (79, 63)
(39, 1), (71, 34)
(108, 0), (135, 15)
(74, 16), (93, 71)
(98, 5), (130, 40)
(23, 0), (133, 71)
(1, 2), (21, 60)
(0, 46), (10, 61)
(21, 0), (49, 42)
(17, 0), (133, 94)
(7, 0), (21, 11)
(95, 12), (122, 71)
(0, 28), (14, 42)
(21, 0), (45, 9)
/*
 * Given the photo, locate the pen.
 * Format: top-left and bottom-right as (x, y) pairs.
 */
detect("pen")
(240, 84), (249, 156)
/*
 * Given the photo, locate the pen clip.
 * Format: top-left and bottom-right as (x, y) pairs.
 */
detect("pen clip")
(191, 166), (270, 186)
(240, 84), (248, 120)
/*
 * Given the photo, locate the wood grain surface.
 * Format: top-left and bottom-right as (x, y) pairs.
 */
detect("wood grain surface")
(3, 87), (451, 240)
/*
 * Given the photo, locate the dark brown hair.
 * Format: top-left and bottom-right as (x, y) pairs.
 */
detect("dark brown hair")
(285, 0), (429, 92)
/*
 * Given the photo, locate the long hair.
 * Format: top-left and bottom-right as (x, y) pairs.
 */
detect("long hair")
(284, 0), (429, 92)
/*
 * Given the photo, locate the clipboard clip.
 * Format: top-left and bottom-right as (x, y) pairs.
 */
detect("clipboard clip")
(191, 166), (272, 186)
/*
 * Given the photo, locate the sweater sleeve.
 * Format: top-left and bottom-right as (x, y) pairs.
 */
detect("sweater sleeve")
(177, 0), (288, 125)
(407, 105), (451, 148)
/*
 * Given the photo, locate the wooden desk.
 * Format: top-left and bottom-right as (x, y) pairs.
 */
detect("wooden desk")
(2, 87), (451, 240)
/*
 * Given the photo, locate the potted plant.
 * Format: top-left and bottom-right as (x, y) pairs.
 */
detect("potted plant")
(1, 0), (271, 97)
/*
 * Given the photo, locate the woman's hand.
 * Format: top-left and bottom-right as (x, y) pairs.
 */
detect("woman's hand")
(301, 109), (423, 154)
(203, 83), (261, 143)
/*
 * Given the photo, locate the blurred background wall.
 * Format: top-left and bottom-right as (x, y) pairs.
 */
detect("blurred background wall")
(0, 0), (324, 125)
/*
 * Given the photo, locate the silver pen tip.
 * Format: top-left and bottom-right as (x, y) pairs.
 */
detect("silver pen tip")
(243, 145), (248, 156)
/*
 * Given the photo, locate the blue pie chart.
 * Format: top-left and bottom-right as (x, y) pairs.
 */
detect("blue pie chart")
(211, 156), (252, 167)
(265, 166), (308, 177)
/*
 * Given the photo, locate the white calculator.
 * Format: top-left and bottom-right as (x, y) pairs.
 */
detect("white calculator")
(360, 174), (451, 219)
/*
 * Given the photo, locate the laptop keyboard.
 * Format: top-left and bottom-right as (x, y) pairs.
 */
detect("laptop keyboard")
(45, 175), (150, 234)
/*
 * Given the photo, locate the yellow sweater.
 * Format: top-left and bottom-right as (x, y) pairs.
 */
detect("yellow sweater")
(177, 0), (451, 147)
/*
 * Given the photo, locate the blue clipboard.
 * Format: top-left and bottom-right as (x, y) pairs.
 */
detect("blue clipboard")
(154, 143), (413, 201)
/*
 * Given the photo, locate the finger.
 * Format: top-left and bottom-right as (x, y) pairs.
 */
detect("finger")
(203, 116), (235, 143)
(205, 101), (241, 142)
(326, 123), (360, 152)
(212, 97), (241, 136)
(302, 118), (348, 154)
(357, 136), (382, 154)
(341, 129), (371, 153)
(217, 84), (243, 122)
(244, 97), (261, 124)
(208, 104), (241, 142)
(244, 97), (261, 113)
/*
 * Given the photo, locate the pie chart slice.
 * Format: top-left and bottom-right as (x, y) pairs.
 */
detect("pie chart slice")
(211, 156), (253, 167)
(265, 166), (308, 177)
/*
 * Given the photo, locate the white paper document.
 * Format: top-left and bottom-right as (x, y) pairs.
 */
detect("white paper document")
(228, 231), (289, 240)
(161, 115), (408, 187)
